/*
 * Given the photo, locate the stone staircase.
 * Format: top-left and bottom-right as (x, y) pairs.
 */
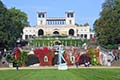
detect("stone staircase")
(0, 61), (9, 67)
(87, 41), (110, 54)
(87, 41), (98, 48)
(0, 56), (9, 67)
(111, 59), (120, 66)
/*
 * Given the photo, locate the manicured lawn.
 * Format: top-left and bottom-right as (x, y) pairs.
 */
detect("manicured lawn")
(0, 68), (120, 80)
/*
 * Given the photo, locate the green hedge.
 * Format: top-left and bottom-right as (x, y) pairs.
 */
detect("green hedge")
(28, 39), (86, 47)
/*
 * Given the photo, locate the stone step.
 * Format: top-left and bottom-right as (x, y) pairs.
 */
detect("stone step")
(0, 61), (9, 67)
(111, 59), (120, 66)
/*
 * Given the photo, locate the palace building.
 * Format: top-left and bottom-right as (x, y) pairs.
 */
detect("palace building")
(22, 11), (95, 40)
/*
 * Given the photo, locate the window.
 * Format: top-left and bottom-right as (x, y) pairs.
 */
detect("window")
(38, 14), (41, 18)
(29, 35), (32, 39)
(25, 35), (28, 39)
(84, 34), (87, 39)
(42, 14), (44, 18)
(69, 20), (72, 24)
(90, 34), (93, 38)
(38, 29), (44, 36)
(69, 29), (74, 36)
(40, 20), (43, 25)
(70, 13), (73, 17)
(38, 13), (45, 18)
(81, 34), (83, 38)
(67, 13), (73, 18)
(67, 14), (69, 17)
(33, 35), (36, 38)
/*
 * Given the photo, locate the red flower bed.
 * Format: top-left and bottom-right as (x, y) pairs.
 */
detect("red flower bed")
(34, 47), (86, 66)
(34, 47), (54, 66)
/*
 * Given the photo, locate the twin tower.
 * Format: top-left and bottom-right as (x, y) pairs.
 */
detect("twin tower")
(37, 11), (75, 26)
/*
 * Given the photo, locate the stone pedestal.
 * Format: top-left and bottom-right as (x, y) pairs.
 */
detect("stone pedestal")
(9, 63), (13, 68)
(58, 63), (68, 70)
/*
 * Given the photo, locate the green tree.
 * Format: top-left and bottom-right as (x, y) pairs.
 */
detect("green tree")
(8, 8), (28, 48)
(9, 8), (27, 39)
(94, 0), (120, 49)
(0, 1), (28, 49)
(0, 1), (11, 48)
(0, 1), (8, 48)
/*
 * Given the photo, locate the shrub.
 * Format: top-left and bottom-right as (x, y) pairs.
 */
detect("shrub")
(88, 47), (98, 65)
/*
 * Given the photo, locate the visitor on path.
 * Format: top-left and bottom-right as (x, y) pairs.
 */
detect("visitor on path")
(113, 49), (119, 61)
(16, 64), (19, 70)
(84, 59), (90, 67)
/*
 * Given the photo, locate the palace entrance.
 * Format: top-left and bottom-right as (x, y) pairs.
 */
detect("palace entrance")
(53, 31), (59, 35)
(38, 29), (44, 36)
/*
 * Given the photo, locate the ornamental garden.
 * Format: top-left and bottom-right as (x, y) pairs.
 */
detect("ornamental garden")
(4, 10), (120, 68)
(6, 35), (116, 68)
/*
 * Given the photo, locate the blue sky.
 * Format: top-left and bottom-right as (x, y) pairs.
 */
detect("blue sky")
(2, 0), (105, 28)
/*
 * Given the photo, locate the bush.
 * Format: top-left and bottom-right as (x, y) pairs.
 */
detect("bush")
(29, 39), (86, 47)
(88, 47), (98, 65)
(6, 54), (15, 63)
(16, 51), (27, 66)
(7, 51), (28, 67)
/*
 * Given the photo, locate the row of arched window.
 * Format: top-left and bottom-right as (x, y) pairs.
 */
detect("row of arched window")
(24, 29), (95, 40)
(38, 29), (75, 36)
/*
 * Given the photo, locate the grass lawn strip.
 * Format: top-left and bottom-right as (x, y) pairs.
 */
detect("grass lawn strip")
(0, 68), (120, 80)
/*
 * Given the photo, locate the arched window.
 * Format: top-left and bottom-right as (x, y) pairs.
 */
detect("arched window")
(25, 35), (28, 39)
(69, 29), (74, 36)
(81, 34), (83, 38)
(38, 29), (44, 36)
(84, 34), (87, 39)
(53, 31), (59, 35)
(90, 34), (93, 39)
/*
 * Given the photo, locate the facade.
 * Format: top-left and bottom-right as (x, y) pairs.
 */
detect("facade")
(22, 11), (95, 40)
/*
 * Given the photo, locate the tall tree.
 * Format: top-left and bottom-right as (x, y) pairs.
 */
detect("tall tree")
(0, 0), (8, 49)
(0, 1), (28, 49)
(94, 0), (120, 49)
(8, 8), (27, 45)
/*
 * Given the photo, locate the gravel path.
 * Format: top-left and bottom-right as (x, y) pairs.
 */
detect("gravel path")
(0, 66), (120, 70)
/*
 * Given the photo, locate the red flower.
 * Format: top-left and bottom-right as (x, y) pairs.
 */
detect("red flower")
(34, 47), (54, 66)
(14, 47), (20, 60)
